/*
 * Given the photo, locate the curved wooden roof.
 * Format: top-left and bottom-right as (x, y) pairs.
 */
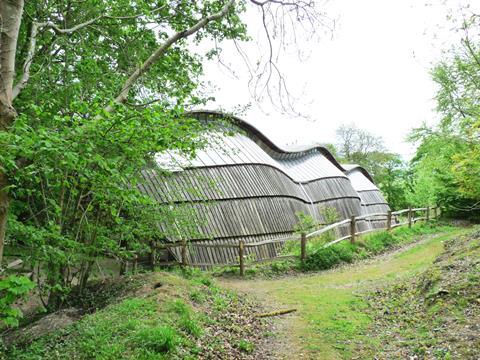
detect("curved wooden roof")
(185, 110), (349, 174)
(140, 111), (391, 265)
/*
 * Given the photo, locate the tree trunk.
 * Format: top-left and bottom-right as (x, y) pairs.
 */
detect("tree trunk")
(0, 0), (24, 265)
(0, 173), (10, 266)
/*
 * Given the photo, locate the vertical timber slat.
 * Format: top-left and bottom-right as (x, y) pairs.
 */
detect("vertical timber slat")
(181, 240), (188, 266)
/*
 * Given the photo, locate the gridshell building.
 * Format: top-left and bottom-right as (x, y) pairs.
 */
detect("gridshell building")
(139, 111), (390, 266)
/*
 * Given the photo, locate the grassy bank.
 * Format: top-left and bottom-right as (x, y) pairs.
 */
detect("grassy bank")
(3, 269), (267, 360)
(360, 228), (480, 358)
(221, 225), (475, 359)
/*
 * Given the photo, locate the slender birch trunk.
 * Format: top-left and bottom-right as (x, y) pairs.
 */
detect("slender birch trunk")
(0, 0), (25, 265)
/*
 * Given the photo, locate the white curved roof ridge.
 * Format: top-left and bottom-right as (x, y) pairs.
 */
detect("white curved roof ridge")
(345, 167), (379, 192)
(184, 110), (349, 171)
(155, 130), (347, 183)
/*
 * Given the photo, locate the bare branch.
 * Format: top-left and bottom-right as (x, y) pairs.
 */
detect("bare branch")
(242, 0), (333, 115)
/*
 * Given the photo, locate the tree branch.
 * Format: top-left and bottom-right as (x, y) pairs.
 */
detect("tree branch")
(12, 16), (103, 99)
(12, 7), (167, 99)
(103, 0), (236, 114)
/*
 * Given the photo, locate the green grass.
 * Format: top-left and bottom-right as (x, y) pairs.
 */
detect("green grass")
(302, 222), (453, 271)
(237, 339), (254, 353)
(222, 225), (473, 359)
(228, 222), (454, 277)
(5, 270), (259, 360)
(361, 227), (480, 358)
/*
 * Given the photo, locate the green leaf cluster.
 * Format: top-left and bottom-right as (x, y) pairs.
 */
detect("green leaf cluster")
(5, 0), (250, 309)
(0, 275), (35, 327)
(406, 18), (480, 219)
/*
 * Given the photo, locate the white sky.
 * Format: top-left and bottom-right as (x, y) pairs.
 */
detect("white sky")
(200, 0), (478, 159)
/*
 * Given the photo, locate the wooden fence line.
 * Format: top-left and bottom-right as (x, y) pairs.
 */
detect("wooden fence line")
(142, 205), (439, 276)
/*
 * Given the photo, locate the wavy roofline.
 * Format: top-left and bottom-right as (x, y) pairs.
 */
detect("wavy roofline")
(341, 164), (375, 183)
(186, 110), (376, 184)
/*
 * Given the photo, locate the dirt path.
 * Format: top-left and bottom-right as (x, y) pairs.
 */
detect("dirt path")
(220, 228), (469, 359)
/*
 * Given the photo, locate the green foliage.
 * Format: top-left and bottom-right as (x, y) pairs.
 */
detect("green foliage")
(293, 211), (316, 234)
(332, 126), (410, 210)
(5, 271), (261, 359)
(237, 339), (255, 353)
(362, 227), (480, 358)
(1, 0), (251, 309)
(319, 205), (339, 224)
(363, 232), (398, 254)
(406, 17), (480, 219)
(0, 275), (35, 327)
(131, 326), (179, 354)
(2, 104), (211, 308)
(303, 242), (357, 271)
(303, 223), (450, 271)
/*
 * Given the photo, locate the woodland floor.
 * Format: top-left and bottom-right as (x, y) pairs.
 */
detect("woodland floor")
(4, 226), (478, 359)
(220, 226), (479, 359)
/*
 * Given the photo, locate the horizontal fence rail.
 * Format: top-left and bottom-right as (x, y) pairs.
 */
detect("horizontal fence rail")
(131, 206), (440, 276)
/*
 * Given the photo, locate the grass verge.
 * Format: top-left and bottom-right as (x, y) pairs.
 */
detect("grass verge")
(217, 221), (455, 278)
(2, 269), (267, 359)
(359, 228), (480, 359)
(221, 225), (475, 359)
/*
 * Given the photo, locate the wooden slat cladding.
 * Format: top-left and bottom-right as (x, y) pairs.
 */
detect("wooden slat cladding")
(141, 112), (392, 266)
(170, 233), (291, 268)
(141, 165), (359, 204)
(166, 197), (363, 240)
(346, 168), (391, 230)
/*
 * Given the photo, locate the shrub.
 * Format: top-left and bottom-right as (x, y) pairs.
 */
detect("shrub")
(238, 339), (254, 353)
(302, 223), (447, 272)
(131, 326), (179, 353)
(303, 247), (341, 270)
(0, 275), (35, 327)
(364, 232), (398, 254)
(332, 242), (357, 263)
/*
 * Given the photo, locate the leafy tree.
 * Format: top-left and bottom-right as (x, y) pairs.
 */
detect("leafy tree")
(407, 15), (480, 219)
(0, 0), (327, 309)
(333, 125), (409, 210)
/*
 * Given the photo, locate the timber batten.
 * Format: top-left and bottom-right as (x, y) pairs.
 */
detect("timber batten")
(141, 111), (391, 266)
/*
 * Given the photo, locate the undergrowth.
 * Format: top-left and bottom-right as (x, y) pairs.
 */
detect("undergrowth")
(216, 222), (454, 277)
(359, 227), (480, 358)
(3, 269), (265, 359)
(302, 222), (453, 271)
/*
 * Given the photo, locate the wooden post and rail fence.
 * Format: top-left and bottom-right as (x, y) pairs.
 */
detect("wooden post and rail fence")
(134, 206), (440, 277)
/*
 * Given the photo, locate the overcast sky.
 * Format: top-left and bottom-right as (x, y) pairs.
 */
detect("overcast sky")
(199, 0), (478, 159)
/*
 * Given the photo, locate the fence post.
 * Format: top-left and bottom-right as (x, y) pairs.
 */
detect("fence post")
(350, 216), (356, 244)
(133, 254), (138, 274)
(150, 241), (157, 268)
(387, 210), (392, 231)
(433, 206), (438, 219)
(181, 240), (187, 266)
(120, 261), (127, 276)
(300, 233), (307, 262)
(426, 206), (430, 222)
(239, 240), (245, 277)
(408, 207), (412, 228)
